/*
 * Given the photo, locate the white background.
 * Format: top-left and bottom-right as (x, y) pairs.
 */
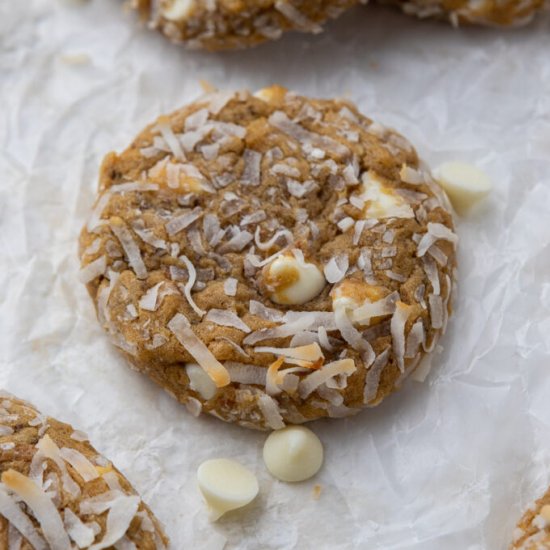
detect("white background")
(1, 1), (550, 548)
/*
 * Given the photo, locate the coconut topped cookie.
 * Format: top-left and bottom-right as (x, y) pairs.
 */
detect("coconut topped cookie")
(383, 0), (546, 26)
(130, 0), (359, 50)
(0, 392), (168, 549)
(511, 485), (550, 550)
(79, 86), (457, 430)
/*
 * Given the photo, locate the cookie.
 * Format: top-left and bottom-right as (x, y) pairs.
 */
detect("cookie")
(0, 392), (168, 549)
(381, 0), (546, 26)
(511, 487), (550, 550)
(79, 86), (457, 431)
(129, 0), (359, 50)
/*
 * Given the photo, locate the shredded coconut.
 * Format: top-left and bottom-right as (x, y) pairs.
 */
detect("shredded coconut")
(391, 302), (413, 372)
(241, 149), (262, 186)
(223, 278), (238, 296)
(138, 282), (164, 312)
(156, 117), (185, 160)
(2, 469), (72, 550)
(257, 392), (285, 430)
(165, 207), (202, 236)
(274, 1), (323, 33)
(168, 313), (230, 387)
(400, 164), (425, 184)
(110, 223), (147, 279)
(324, 254), (349, 284)
(364, 348), (390, 404)
(206, 309), (251, 333)
(179, 255), (206, 317)
(79, 255), (107, 284)
(417, 222), (458, 257)
(299, 359), (356, 398)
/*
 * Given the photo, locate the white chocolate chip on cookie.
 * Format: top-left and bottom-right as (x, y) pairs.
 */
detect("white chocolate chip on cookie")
(332, 279), (388, 313)
(186, 363), (218, 400)
(433, 161), (491, 213)
(263, 426), (324, 482)
(148, 158), (208, 194)
(160, 0), (196, 21)
(197, 459), (259, 521)
(360, 172), (414, 219)
(263, 252), (326, 305)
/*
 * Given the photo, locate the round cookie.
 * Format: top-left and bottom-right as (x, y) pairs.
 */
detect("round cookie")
(79, 86), (457, 431)
(381, 0), (546, 26)
(0, 392), (168, 548)
(129, 0), (359, 50)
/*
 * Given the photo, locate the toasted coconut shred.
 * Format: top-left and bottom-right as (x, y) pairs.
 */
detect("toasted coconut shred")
(79, 255), (107, 284)
(138, 282), (164, 312)
(178, 255), (206, 316)
(79, 88), (457, 429)
(0, 394), (168, 548)
(168, 313), (230, 387)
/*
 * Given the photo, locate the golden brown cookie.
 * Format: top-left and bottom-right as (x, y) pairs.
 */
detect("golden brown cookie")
(0, 392), (168, 549)
(381, 0), (546, 26)
(79, 86), (457, 431)
(511, 486), (550, 549)
(129, 0), (359, 50)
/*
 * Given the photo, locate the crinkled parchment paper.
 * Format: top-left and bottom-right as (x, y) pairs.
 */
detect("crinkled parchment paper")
(1, 1), (550, 548)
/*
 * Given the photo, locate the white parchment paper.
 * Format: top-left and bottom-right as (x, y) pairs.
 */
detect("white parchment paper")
(1, 1), (550, 548)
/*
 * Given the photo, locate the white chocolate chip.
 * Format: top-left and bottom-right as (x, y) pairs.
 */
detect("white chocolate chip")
(433, 161), (491, 213)
(161, 0), (196, 21)
(331, 284), (361, 312)
(262, 426), (324, 482)
(197, 459), (259, 521)
(263, 253), (325, 305)
(331, 279), (387, 315)
(186, 363), (218, 400)
(360, 172), (414, 219)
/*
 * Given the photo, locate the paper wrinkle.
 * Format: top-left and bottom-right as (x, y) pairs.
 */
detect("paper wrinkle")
(1, 0), (550, 548)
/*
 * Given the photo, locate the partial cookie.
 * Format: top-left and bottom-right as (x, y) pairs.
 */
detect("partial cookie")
(79, 86), (457, 431)
(511, 487), (550, 549)
(0, 392), (168, 549)
(381, 0), (546, 26)
(129, 0), (359, 50)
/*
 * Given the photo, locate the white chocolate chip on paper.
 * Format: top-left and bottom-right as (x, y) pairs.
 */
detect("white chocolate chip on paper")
(433, 161), (492, 213)
(263, 426), (324, 482)
(197, 458), (259, 521)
